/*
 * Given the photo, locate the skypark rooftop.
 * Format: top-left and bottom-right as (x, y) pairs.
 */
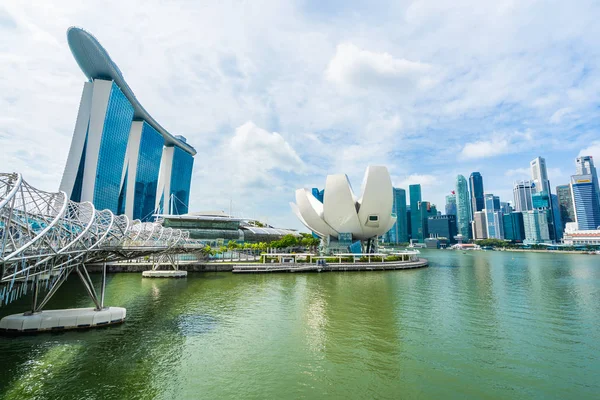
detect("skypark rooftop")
(67, 27), (196, 156)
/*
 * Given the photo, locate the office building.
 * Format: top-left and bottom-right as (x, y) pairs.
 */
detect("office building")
(501, 202), (513, 214)
(556, 184), (575, 229)
(551, 194), (563, 241)
(409, 185), (422, 242)
(532, 190), (558, 242)
(522, 210), (551, 244)
(59, 27), (195, 221)
(571, 174), (600, 230)
(472, 211), (488, 240)
(418, 201), (437, 242)
(428, 215), (458, 243)
(513, 180), (535, 212)
(445, 193), (457, 216)
(530, 156), (551, 194)
(385, 188), (408, 244)
(503, 212), (525, 241)
(484, 194), (503, 239)
(456, 175), (471, 239)
(469, 172), (485, 217)
(576, 156), (600, 206)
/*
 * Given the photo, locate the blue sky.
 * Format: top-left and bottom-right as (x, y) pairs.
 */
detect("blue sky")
(1, 0), (600, 230)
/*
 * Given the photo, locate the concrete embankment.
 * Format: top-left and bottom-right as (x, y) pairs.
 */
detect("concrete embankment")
(86, 263), (234, 273)
(232, 258), (428, 273)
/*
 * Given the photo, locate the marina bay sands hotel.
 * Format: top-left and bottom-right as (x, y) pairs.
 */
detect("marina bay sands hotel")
(60, 27), (195, 221)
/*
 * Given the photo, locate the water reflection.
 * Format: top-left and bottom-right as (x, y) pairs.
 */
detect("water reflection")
(0, 252), (599, 399)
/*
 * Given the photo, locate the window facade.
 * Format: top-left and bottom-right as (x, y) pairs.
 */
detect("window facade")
(93, 82), (134, 213)
(133, 122), (164, 221)
(169, 146), (194, 215)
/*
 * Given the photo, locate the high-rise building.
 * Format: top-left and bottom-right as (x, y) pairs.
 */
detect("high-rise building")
(484, 194), (504, 239)
(503, 212), (525, 241)
(418, 201), (437, 242)
(532, 190), (558, 242)
(571, 174), (600, 230)
(530, 156), (551, 194)
(384, 188), (408, 244)
(523, 210), (551, 244)
(409, 185), (422, 242)
(513, 180), (535, 212)
(472, 211), (487, 240)
(456, 175), (471, 239)
(445, 193), (457, 216)
(500, 202), (513, 214)
(59, 27), (196, 221)
(551, 194), (563, 241)
(575, 156), (600, 216)
(469, 172), (484, 217)
(556, 184), (575, 229)
(428, 215), (458, 243)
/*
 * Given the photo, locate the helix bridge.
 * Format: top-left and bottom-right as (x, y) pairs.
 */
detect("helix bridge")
(0, 173), (202, 327)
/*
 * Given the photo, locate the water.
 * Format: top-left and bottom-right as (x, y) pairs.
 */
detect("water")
(0, 250), (599, 399)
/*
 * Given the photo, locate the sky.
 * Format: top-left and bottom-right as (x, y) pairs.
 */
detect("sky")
(1, 0), (600, 231)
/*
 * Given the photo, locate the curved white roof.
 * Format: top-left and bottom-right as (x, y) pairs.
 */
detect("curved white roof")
(67, 27), (196, 156)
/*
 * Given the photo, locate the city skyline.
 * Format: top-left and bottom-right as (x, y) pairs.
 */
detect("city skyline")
(1, 1), (600, 231)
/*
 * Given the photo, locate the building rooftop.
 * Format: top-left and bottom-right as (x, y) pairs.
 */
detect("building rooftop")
(67, 27), (196, 156)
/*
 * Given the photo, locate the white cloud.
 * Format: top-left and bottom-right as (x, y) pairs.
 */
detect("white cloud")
(550, 107), (573, 124)
(398, 174), (438, 187)
(325, 43), (434, 91)
(505, 167), (530, 178)
(579, 140), (600, 163)
(461, 139), (511, 159)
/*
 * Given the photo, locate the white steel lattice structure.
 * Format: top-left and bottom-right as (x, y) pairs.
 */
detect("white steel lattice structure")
(0, 173), (199, 310)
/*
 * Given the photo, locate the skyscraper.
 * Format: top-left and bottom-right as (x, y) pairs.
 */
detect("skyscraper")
(556, 184), (575, 228)
(59, 27), (196, 220)
(472, 211), (487, 240)
(571, 174), (600, 230)
(428, 215), (458, 243)
(530, 156), (557, 241)
(513, 180), (535, 212)
(530, 156), (551, 194)
(409, 185), (422, 242)
(523, 210), (551, 244)
(469, 172), (484, 217)
(484, 194), (503, 239)
(503, 212), (525, 241)
(456, 175), (471, 239)
(385, 188), (408, 244)
(445, 193), (457, 216)
(576, 156), (600, 213)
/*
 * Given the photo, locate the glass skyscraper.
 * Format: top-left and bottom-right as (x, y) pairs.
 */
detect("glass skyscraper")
(556, 184), (575, 228)
(409, 184), (422, 242)
(469, 172), (484, 218)
(513, 180), (535, 212)
(503, 212), (525, 241)
(456, 175), (471, 239)
(445, 194), (457, 216)
(484, 194), (503, 239)
(385, 188), (408, 244)
(571, 174), (600, 230)
(59, 27), (196, 221)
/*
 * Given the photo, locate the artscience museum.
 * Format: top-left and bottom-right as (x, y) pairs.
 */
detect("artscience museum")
(291, 166), (396, 252)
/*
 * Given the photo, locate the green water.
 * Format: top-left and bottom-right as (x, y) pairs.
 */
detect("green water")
(0, 250), (599, 399)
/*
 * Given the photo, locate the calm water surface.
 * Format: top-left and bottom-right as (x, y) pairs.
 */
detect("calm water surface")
(0, 250), (599, 399)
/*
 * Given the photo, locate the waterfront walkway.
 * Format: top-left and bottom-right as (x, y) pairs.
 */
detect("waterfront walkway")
(232, 258), (428, 273)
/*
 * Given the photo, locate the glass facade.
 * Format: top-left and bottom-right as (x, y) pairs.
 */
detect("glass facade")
(384, 188), (408, 244)
(456, 175), (471, 239)
(428, 215), (457, 243)
(133, 122), (164, 221)
(484, 194), (502, 239)
(169, 146), (194, 215)
(503, 212), (525, 241)
(445, 194), (457, 216)
(93, 82), (134, 213)
(556, 184), (575, 228)
(469, 172), (484, 217)
(409, 185), (422, 242)
(571, 178), (600, 230)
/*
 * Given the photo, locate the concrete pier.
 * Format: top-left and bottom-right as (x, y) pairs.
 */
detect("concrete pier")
(142, 270), (187, 278)
(0, 307), (126, 334)
(232, 258), (428, 273)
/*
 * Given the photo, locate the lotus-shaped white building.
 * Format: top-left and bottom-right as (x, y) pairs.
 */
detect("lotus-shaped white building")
(291, 166), (396, 242)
